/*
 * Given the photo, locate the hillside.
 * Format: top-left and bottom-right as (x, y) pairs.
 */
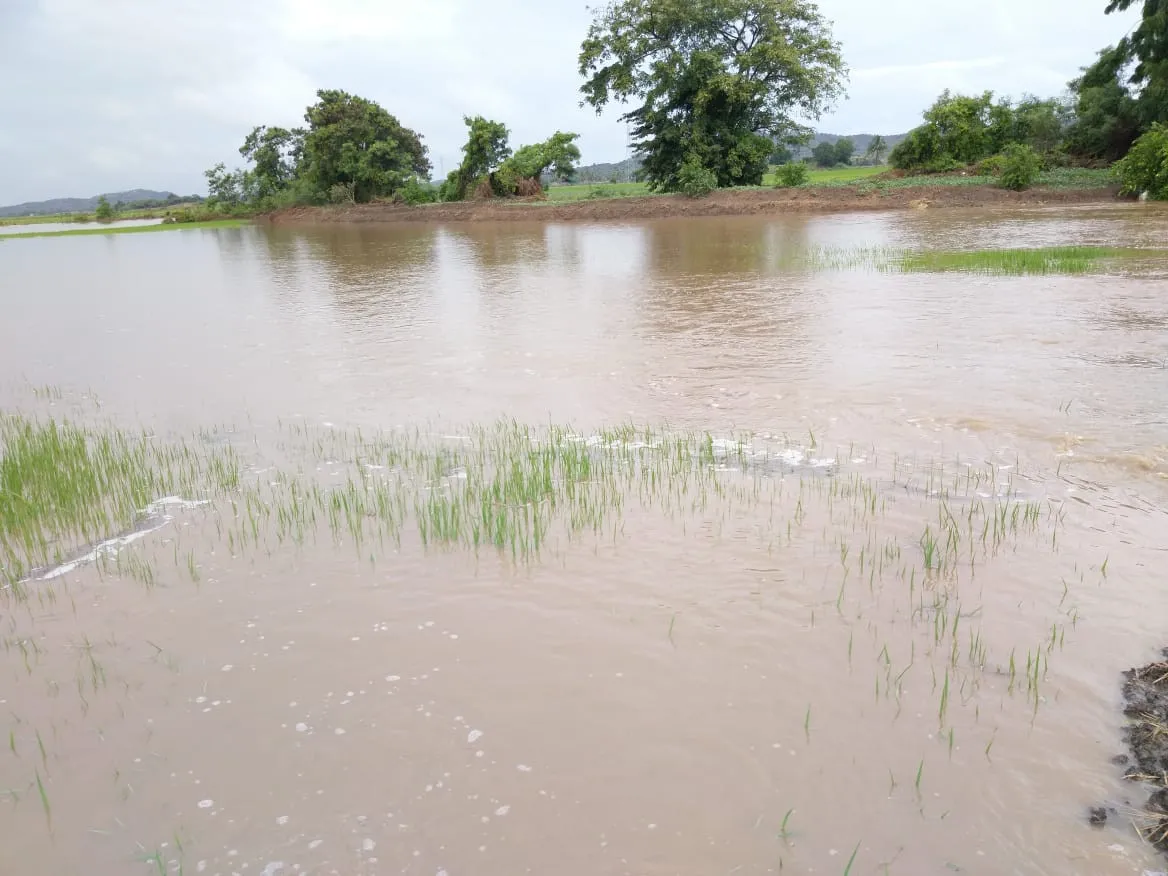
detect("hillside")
(0, 189), (199, 217)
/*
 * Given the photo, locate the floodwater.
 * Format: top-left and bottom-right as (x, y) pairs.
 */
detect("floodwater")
(0, 217), (165, 235)
(2, 205), (1168, 875)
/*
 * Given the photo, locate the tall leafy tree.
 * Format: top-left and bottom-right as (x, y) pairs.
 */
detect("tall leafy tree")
(833, 137), (854, 165)
(811, 141), (837, 167)
(1066, 45), (1144, 159)
(864, 134), (887, 164)
(578, 0), (846, 192)
(239, 126), (300, 200)
(443, 117), (511, 201)
(298, 90), (430, 203)
(1106, 0), (1168, 102)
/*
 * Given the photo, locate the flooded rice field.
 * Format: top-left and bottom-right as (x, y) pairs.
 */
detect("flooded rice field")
(2, 205), (1168, 875)
(0, 218), (166, 236)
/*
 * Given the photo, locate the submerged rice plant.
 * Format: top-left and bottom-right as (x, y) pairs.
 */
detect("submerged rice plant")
(0, 414), (240, 587)
(783, 244), (1160, 276)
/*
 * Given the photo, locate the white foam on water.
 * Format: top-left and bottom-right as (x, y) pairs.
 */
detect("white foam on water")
(29, 496), (208, 581)
(467, 729), (483, 743)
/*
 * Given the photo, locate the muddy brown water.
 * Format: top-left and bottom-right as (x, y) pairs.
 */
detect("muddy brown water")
(2, 205), (1168, 875)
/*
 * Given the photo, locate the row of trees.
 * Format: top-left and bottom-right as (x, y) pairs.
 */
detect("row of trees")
(575, 0), (1165, 196)
(206, 91), (582, 210)
(886, 0), (1167, 195)
(208, 0), (1167, 205)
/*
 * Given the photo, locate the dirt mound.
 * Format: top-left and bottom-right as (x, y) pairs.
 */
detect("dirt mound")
(267, 184), (1124, 227)
(1119, 652), (1168, 853)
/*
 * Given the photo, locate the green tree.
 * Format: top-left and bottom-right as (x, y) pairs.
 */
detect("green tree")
(1065, 46), (1143, 160)
(833, 137), (854, 165)
(578, 0), (846, 192)
(864, 135), (887, 164)
(811, 141), (838, 167)
(1010, 96), (1071, 155)
(770, 142), (794, 164)
(1114, 123), (1168, 199)
(501, 132), (583, 189)
(204, 162), (245, 206)
(890, 91), (1014, 170)
(239, 125), (300, 201)
(443, 116), (511, 201)
(1106, 0), (1168, 118)
(298, 89), (430, 203)
(94, 195), (114, 221)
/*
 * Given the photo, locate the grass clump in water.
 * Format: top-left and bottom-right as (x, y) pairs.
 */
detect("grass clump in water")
(0, 414), (240, 587)
(897, 246), (1137, 275)
(785, 244), (1158, 275)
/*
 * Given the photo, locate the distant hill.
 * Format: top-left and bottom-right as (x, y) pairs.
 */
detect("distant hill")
(570, 157), (643, 184)
(568, 132), (908, 183)
(0, 189), (201, 217)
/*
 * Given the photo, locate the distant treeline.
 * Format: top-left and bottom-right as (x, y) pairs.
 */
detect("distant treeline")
(199, 0), (1167, 207)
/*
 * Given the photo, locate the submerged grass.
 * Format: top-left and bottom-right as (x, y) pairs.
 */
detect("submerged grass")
(785, 244), (1160, 275)
(0, 220), (247, 240)
(0, 414), (241, 587)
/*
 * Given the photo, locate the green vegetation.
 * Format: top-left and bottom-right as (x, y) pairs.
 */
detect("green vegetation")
(0, 414), (240, 586)
(775, 162), (809, 187)
(204, 89), (432, 210)
(769, 164), (884, 185)
(897, 246), (1139, 275)
(886, 1), (1166, 184)
(678, 153), (719, 197)
(440, 118), (581, 202)
(578, 0), (845, 193)
(93, 196), (114, 221)
(1114, 124), (1168, 199)
(0, 220), (247, 241)
(787, 244), (1156, 275)
(998, 143), (1042, 191)
(812, 137), (854, 167)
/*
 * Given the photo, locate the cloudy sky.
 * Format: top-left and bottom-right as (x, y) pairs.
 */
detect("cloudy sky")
(0, 0), (1141, 205)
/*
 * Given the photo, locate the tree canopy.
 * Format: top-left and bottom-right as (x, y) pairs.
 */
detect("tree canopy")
(1065, 0), (1167, 160)
(442, 120), (582, 201)
(205, 90), (431, 209)
(298, 90), (430, 203)
(578, 0), (846, 192)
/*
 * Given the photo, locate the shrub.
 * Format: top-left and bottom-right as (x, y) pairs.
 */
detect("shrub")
(999, 143), (1042, 191)
(328, 182), (356, 204)
(395, 178), (438, 205)
(775, 162), (809, 187)
(1113, 124), (1168, 200)
(976, 155), (1005, 176)
(677, 154), (717, 198)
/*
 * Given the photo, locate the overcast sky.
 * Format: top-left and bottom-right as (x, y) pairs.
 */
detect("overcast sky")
(0, 0), (1141, 205)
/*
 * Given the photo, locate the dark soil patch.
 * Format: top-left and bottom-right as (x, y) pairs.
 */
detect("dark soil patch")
(1119, 651), (1168, 853)
(267, 184), (1123, 227)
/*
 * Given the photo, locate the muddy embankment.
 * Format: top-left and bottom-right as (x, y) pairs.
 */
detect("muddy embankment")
(267, 184), (1123, 226)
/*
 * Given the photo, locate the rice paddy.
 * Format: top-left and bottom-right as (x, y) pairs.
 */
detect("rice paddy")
(4, 207), (1168, 874)
(781, 244), (1164, 275)
(0, 219), (247, 240)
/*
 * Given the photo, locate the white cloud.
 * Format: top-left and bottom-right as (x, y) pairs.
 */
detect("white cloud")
(0, 0), (1146, 203)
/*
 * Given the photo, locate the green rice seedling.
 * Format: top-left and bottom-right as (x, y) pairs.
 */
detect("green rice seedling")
(778, 808), (795, 843)
(914, 759), (924, 796)
(804, 704), (812, 743)
(843, 841), (861, 876)
(939, 668), (950, 727)
(34, 768), (51, 829)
